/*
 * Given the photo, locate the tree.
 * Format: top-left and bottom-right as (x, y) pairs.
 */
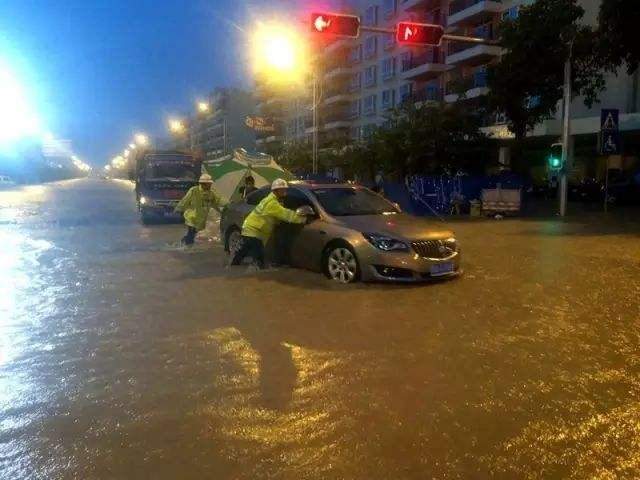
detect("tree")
(487, 0), (605, 141)
(598, 0), (640, 74)
(370, 100), (486, 177)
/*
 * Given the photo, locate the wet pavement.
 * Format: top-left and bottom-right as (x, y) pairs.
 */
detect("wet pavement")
(1, 178), (639, 479)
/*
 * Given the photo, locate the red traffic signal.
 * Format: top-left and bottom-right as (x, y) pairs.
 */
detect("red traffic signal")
(396, 22), (444, 46)
(310, 13), (360, 38)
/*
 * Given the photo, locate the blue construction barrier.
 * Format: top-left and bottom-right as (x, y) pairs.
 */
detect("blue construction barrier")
(383, 172), (528, 216)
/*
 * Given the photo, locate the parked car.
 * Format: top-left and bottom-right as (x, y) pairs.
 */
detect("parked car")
(221, 182), (462, 284)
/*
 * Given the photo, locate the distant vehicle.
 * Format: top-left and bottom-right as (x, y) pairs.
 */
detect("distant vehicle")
(0, 175), (16, 188)
(130, 150), (202, 224)
(221, 181), (462, 284)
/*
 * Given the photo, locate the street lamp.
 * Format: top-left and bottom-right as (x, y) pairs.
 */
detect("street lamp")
(251, 22), (309, 83)
(197, 101), (210, 114)
(169, 119), (185, 134)
(134, 133), (149, 146)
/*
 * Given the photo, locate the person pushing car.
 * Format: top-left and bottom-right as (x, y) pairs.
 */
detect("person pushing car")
(175, 173), (225, 246)
(230, 178), (306, 269)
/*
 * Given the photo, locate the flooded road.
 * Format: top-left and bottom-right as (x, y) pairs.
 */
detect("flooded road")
(1, 178), (639, 479)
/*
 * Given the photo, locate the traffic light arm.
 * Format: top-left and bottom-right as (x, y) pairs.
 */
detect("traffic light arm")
(442, 33), (501, 46)
(359, 26), (500, 46)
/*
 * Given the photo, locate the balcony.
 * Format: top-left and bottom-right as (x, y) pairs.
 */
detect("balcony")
(323, 111), (352, 130)
(323, 90), (353, 106)
(444, 70), (489, 102)
(414, 86), (444, 104)
(448, 0), (503, 27)
(446, 24), (501, 65)
(400, 49), (450, 80)
(324, 66), (352, 82)
(401, 0), (440, 12)
(325, 39), (351, 55)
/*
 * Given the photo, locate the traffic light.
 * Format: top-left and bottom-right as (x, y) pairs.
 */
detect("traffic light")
(548, 143), (563, 170)
(396, 22), (445, 46)
(310, 13), (360, 38)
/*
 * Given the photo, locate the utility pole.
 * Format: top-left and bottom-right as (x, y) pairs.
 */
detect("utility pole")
(312, 73), (319, 174)
(559, 43), (573, 217)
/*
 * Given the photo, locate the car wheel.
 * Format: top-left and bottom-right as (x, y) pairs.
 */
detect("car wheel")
(226, 227), (242, 255)
(324, 245), (359, 284)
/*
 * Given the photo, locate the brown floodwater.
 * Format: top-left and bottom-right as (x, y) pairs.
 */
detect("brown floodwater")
(1, 178), (639, 479)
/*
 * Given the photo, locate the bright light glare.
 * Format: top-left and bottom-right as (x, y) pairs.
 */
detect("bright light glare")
(0, 63), (41, 144)
(135, 133), (148, 146)
(169, 119), (184, 133)
(251, 23), (309, 83)
(129, 143), (136, 150)
(197, 101), (209, 113)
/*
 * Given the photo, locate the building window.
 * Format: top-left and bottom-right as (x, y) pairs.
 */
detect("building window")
(364, 5), (378, 26)
(364, 36), (378, 59)
(399, 83), (413, 103)
(349, 72), (362, 91)
(364, 65), (377, 87)
(381, 89), (395, 110)
(400, 51), (412, 72)
(349, 99), (361, 118)
(350, 126), (361, 141)
(381, 57), (396, 80)
(382, 0), (396, 18)
(349, 45), (362, 64)
(363, 94), (377, 115)
(383, 33), (395, 50)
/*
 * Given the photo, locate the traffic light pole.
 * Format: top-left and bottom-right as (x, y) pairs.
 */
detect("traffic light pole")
(312, 72), (319, 175)
(559, 46), (573, 217)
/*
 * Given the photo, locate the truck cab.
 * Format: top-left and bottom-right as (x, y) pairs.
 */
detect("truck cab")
(132, 150), (202, 224)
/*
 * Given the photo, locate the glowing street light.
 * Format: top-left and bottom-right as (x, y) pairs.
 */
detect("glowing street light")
(197, 101), (210, 114)
(134, 133), (149, 146)
(251, 22), (309, 84)
(169, 119), (185, 134)
(0, 62), (41, 144)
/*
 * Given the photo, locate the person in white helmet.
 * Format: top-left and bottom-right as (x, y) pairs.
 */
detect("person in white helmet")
(175, 173), (225, 246)
(231, 178), (305, 268)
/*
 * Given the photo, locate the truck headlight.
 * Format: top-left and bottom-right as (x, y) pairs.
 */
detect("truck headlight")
(363, 233), (409, 252)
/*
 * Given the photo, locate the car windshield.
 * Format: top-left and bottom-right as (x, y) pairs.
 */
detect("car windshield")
(312, 187), (398, 216)
(144, 159), (198, 181)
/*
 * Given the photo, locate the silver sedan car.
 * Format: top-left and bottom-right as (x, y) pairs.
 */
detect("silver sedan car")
(221, 182), (461, 283)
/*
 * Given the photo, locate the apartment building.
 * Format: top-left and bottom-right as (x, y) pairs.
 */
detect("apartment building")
(190, 88), (256, 159)
(329, 0), (638, 156)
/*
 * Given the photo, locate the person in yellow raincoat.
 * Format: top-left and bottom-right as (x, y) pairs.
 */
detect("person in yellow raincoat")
(175, 173), (225, 246)
(230, 178), (305, 268)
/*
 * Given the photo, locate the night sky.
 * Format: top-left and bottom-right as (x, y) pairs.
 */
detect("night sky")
(0, 0), (310, 165)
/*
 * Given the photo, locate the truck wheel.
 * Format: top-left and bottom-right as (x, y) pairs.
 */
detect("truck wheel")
(141, 209), (154, 225)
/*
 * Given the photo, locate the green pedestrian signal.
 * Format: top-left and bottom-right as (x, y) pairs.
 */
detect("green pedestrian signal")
(548, 143), (563, 171)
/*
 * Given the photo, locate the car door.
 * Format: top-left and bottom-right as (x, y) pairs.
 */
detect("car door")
(280, 188), (327, 272)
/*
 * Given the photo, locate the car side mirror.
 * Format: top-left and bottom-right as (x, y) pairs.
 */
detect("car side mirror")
(296, 205), (316, 217)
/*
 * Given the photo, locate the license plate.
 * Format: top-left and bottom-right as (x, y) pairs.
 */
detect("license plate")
(430, 262), (454, 276)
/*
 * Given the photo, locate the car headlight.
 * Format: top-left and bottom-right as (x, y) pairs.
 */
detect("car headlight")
(444, 237), (459, 252)
(140, 196), (147, 205)
(363, 233), (409, 252)
(140, 196), (155, 206)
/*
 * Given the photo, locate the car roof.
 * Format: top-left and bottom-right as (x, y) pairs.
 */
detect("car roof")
(289, 181), (364, 190)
